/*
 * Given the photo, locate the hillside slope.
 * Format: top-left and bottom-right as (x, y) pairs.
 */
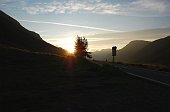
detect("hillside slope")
(92, 36), (170, 65)
(1, 43), (170, 112)
(92, 49), (111, 61)
(132, 36), (170, 65)
(116, 40), (150, 62)
(92, 40), (150, 61)
(0, 10), (66, 55)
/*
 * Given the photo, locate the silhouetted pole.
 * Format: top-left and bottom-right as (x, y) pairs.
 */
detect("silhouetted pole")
(112, 46), (117, 63)
(112, 56), (115, 63)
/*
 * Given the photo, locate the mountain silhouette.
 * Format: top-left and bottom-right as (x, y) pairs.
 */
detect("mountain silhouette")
(131, 36), (170, 65)
(92, 40), (149, 61)
(115, 40), (150, 63)
(0, 10), (66, 55)
(87, 27), (170, 49)
(92, 49), (111, 61)
(92, 36), (170, 65)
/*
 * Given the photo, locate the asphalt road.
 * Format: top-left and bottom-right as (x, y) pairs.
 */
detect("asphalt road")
(115, 64), (170, 87)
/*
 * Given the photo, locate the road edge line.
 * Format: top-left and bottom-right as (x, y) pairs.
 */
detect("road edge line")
(126, 72), (170, 87)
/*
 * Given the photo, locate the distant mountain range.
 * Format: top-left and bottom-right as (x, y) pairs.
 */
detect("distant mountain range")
(88, 27), (170, 41)
(92, 36), (170, 65)
(0, 10), (66, 55)
(87, 27), (170, 50)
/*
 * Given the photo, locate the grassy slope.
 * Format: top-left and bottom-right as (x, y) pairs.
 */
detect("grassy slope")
(1, 46), (170, 112)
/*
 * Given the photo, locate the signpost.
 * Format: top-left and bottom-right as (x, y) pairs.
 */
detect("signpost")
(112, 46), (117, 63)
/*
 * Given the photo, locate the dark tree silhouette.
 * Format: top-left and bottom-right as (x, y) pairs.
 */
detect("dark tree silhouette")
(74, 35), (92, 59)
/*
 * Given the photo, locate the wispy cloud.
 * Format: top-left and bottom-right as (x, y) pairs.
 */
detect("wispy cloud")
(0, 0), (25, 5)
(132, 0), (168, 12)
(124, 0), (170, 16)
(22, 0), (121, 15)
(21, 0), (170, 16)
(1, 0), (170, 16)
(18, 19), (122, 32)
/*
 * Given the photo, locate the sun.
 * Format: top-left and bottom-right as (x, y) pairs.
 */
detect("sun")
(67, 46), (75, 53)
(65, 37), (75, 53)
(57, 36), (75, 53)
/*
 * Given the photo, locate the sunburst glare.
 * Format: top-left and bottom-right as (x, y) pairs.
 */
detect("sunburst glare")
(57, 36), (75, 53)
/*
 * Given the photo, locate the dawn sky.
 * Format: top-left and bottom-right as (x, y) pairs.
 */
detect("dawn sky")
(1, 0), (170, 51)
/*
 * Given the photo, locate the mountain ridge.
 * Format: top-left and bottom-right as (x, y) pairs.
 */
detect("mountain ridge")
(131, 36), (170, 65)
(87, 27), (170, 50)
(92, 36), (170, 65)
(0, 10), (66, 55)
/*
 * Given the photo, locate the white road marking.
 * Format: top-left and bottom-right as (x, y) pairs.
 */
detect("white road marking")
(127, 72), (170, 87)
(117, 66), (170, 87)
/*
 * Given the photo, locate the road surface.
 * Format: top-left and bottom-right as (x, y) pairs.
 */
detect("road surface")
(115, 64), (170, 87)
(91, 60), (170, 87)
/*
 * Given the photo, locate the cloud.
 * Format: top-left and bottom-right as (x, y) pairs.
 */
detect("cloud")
(125, 0), (170, 16)
(132, 0), (167, 12)
(23, 0), (120, 15)
(0, 0), (25, 11)
(21, 0), (170, 16)
(18, 19), (122, 32)
(0, 0), (25, 5)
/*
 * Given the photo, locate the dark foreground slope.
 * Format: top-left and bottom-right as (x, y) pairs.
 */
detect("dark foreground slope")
(0, 10), (66, 55)
(1, 46), (170, 112)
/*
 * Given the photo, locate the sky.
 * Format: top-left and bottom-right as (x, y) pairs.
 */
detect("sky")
(0, 0), (170, 52)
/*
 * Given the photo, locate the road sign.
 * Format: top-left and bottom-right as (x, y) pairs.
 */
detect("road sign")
(112, 46), (117, 56)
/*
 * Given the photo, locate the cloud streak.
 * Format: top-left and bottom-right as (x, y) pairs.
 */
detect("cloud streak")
(18, 19), (122, 32)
